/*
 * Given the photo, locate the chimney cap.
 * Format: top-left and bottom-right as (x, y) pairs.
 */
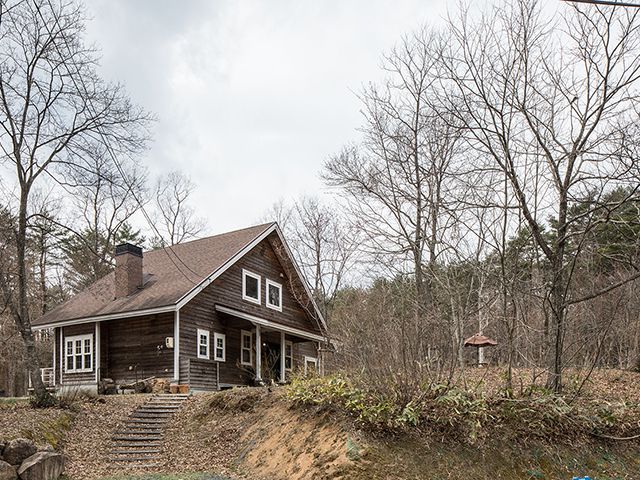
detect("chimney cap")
(115, 243), (143, 258)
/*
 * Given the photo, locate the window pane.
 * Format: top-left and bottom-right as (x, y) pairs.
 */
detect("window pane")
(242, 349), (250, 363)
(268, 284), (280, 306)
(216, 347), (223, 358)
(66, 357), (73, 370)
(84, 339), (91, 353)
(66, 342), (73, 355)
(199, 345), (207, 356)
(242, 335), (251, 348)
(245, 275), (258, 299)
(84, 354), (91, 369)
(75, 354), (82, 369)
(217, 338), (223, 348)
(75, 340), (82, 354)
(200, 334), (207, 345)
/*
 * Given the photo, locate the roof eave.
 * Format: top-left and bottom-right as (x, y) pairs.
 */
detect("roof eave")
(32, 304), (177, 330)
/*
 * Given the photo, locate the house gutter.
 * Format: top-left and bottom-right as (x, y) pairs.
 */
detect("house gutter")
(32, 304), (177, 330)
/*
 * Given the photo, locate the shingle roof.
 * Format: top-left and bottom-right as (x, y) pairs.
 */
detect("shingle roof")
(33, 223), (274, 327)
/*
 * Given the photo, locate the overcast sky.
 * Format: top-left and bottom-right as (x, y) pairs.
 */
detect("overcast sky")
(84, 0), (448, 236)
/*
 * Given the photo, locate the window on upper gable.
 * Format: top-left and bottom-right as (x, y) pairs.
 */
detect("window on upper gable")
(242, 269), (261, 304)
(266, 279), (282, 312)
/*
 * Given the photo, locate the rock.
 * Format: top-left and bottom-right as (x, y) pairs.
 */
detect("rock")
(0, 461), (17, 480)
(36, 444), (54, 453)
(1, 440), (36, 466)
(16, 452), (64, 480)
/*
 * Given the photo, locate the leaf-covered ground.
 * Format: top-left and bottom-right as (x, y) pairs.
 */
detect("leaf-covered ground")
(2, 369), (639, 480)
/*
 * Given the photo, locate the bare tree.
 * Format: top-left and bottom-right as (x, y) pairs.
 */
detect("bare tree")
(438, 0), (640, 391)
(0, 0), (152, 404)
(62, 150), (146, 291)
(323, 30), (463, 313)
(151, 171), (205, 247)
(283, 197), (359, 319)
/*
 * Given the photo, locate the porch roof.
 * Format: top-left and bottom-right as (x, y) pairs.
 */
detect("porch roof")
(215, 305), (325, 342)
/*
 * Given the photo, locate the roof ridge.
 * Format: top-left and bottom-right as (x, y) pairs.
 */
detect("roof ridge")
(145, 222), (275, 254)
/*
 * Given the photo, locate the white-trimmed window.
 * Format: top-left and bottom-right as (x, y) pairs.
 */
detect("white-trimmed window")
(240, 330), (253, 366)
(304, 356), (318, 375)
(284, 341), (293, 371)
(266, 279), (282, 311)
(242, 269), (261, 304)
(64, 334), (93, 373)
(214, 332), (226, 362)
(197, 329), (210, 359)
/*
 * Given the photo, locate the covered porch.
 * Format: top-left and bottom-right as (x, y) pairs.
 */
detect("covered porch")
(215, 305), (324, 384)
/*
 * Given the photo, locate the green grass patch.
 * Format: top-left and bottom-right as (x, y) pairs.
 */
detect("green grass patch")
(20, 411), (74, 448)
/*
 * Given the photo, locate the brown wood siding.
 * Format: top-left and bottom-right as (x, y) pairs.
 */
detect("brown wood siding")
(211, 238), (321, 333)
(103, 313), (174, 383)
(184, 358), (218, 391)
(178, 237), (321, 388)
(60, 323), (96, 385)
(294, 341), (319, 373)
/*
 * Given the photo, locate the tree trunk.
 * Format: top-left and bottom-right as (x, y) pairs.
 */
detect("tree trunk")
(15, 187), (51, 406)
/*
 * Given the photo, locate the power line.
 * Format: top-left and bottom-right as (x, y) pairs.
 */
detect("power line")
(561, 0), (640, 7)
(33, 1), (204, 284)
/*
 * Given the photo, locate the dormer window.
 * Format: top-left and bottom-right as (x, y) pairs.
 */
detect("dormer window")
(242, 269), (261, 304)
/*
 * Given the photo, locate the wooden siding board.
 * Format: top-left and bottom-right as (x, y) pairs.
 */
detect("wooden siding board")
(104, 313), (174, 383)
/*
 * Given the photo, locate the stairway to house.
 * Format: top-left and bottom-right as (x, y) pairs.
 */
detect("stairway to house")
(109, 393), (189, 469)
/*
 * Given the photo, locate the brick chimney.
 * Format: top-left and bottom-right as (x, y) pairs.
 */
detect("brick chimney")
(114, 243), (143, 298)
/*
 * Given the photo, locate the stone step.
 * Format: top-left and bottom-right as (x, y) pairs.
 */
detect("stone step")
(110, 461), (161, 467)
(135, 408), (179, 414)
(130, 413), (173, 419)
(110, 449), (161, 455)
(122, 423), (166, 429)
(124, 420), (169, 426)
(111, 442), (162, 448)
(145, 402), (183, 407)
(119, 430), (163, 435)
(112, 435), (163, 442)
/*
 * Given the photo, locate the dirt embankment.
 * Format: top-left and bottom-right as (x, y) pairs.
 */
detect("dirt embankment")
(163, 384), (640, 480)
(2, 373), (640, 480)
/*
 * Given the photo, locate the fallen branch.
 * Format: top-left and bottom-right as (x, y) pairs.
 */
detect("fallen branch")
(590, 432), (640, 441)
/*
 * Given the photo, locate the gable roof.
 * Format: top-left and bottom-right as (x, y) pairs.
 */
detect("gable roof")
(33, 223), (326, 331)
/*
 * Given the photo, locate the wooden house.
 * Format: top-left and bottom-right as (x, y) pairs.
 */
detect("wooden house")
(31, 223), (327, 393)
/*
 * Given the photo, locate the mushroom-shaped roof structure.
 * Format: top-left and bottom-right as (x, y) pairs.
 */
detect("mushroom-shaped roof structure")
(464, 333), (498, 348)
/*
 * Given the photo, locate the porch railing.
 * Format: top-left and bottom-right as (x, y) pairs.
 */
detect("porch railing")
(28, 367), (55, 389)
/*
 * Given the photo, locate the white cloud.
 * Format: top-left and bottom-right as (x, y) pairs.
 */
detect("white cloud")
(85, 0), (447, 235)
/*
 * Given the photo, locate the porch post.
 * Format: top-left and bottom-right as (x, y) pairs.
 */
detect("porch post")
(59, 326), (64, 386)
(255, 324), (262, 382)
(52, 328), (56, 388)
(280, 331), (286, 383)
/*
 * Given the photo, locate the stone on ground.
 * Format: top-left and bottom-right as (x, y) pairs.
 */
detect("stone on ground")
(1, 439), (36, 466)
(16, 452), (64, 480)
(0, 461), (17, 480)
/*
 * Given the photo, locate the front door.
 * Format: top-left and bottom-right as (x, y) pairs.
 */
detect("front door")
(261, 341), (282, 382)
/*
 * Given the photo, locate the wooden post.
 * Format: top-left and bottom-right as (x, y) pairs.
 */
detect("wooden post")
(52, 328), (56, 387)
(280, 331), (286, 383)
(255, 324), (262, 382)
